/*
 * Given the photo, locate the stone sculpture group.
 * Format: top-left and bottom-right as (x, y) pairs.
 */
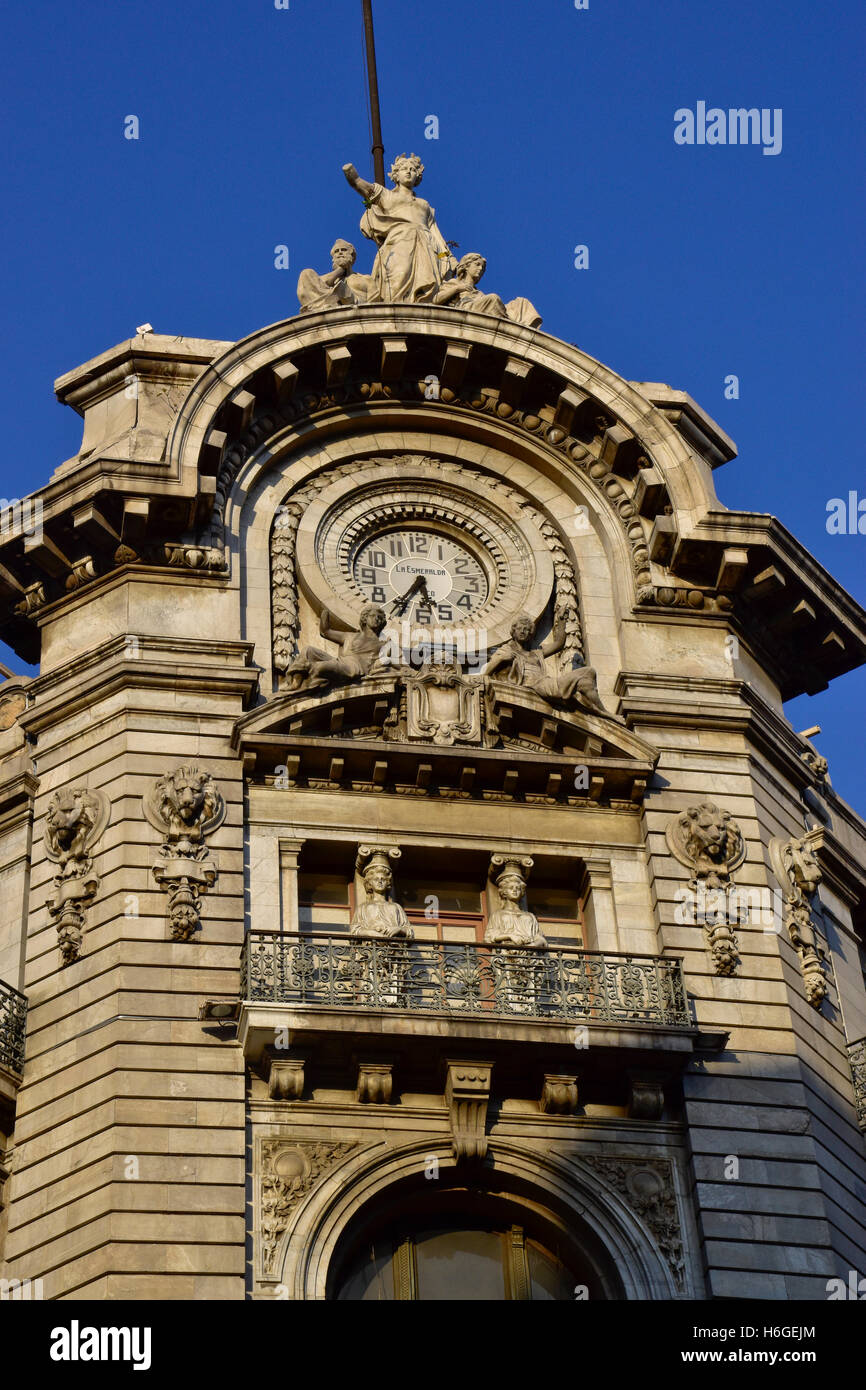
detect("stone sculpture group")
(297, 155), (541, 327)
(286, 601), (611, 721)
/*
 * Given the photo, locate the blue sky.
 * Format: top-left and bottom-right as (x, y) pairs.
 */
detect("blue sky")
(1, 0), (863, 808)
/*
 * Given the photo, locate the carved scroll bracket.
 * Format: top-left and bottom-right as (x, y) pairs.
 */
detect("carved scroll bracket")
(445, 1059), (493, 1165)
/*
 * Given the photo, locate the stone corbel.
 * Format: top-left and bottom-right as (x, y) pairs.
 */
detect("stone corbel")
(356, 1061), (394, 1104)
(666, 802), (746, 977)
(268, 1054), (306, 1101)
(44, 787), (110, 966)
(769, 828), (828, 1008)
(143, 766), (225, 942)
(540, 1074), (579, 1115)
(444, 1060), (493, 1164)
(628, 1072), (666, 1121)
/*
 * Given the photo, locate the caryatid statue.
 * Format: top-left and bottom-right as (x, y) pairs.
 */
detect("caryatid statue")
(286, 604), (390, 691)
(434, 252), (542, 329)
(484, 855), (547, 948)
(482, 608), (609, 716)
(296, 239), (370, 313)
(349, 845), (414, 940)
(342, 153), (457, 303)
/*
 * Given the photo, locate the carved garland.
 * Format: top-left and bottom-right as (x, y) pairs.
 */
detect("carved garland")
(270, 454), (585, 678)
(12, 368), (726, 617)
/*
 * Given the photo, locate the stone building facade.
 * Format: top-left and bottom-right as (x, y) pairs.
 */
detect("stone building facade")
(1, 291), (865, 1300)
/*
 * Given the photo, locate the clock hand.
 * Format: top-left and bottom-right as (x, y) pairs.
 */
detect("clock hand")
(390, 574), (424, 616)
(415, 578), (435, 609)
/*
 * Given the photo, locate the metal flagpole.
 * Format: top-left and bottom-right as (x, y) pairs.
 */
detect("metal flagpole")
(361, 0), (386, 185)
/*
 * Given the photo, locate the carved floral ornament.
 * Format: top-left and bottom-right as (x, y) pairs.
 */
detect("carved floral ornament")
(143, 767), (225, 942)
(44, 787), (110, 965)
(582, 1157), (686, 1293)
(258, 1139), (357, 1280)
(666, 802), (746, 977)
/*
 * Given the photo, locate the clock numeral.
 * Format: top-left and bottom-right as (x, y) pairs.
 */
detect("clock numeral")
(453, 557), (469, 574)
(370, 550), (387, 568)
(437, 603), (453, 621)
(408, 534), (429, 554)
(456, 594), (473, 610)
(466, 577), (481, 593)
(371, 586), (386, 603)
(359, 566), (378, 585)
(388, 538), (404, 557)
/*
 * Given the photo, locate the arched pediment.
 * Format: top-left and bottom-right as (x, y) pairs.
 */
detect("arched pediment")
(165, 305), (719, 611)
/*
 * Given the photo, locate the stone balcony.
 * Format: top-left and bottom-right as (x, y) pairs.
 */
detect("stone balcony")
(236, 932), (707, 1109)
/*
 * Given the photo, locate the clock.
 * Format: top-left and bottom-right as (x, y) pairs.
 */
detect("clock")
(352, 528), (490, 623)
(289, 453), (556, 654)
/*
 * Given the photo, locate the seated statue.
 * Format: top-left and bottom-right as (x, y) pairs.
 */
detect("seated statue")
(434, 253), (542, 328)
(482, 608), (608, 715)
(286, 604), (390, 691)
(350, 847), (413, 940)
(296, 239), (370, 313)
(484, 857), (547, 948)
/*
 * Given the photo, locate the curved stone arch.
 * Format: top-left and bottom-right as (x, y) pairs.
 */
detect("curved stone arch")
(271, 1137), (681, 1302)
(167, 307), (709, 512)
(234, 426), (632, 698)
(165, 307), (715, 592)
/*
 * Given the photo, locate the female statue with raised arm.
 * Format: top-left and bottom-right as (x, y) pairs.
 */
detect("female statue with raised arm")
(342, 154), (456, 304)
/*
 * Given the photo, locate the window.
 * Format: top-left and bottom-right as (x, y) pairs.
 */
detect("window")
(399, 876), (486, 944)
(529, 884), (583, 947)
(297, 872), (350, 932)
(334, 1221), (577, 1301)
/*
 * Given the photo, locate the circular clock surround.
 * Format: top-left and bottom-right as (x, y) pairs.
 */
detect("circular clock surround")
(291, 456), (557, 651)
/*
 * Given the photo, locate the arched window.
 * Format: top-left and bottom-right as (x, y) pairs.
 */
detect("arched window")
(330, 1191), (612, 1301)
(336, 1221), (577, 1301)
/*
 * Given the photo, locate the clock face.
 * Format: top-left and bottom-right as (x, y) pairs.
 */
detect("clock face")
(352, 528), (490, 623)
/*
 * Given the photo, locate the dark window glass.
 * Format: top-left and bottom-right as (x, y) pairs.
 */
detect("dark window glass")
(414, 1228), (505, 1300)
(400, 879), (482, 914)
(334, 1222), (578, 1300)
(298, 873), (349, 906)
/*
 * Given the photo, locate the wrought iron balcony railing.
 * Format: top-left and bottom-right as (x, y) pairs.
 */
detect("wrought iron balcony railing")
(849, 1037), (866, 1130)
(241, 931), (691, 1029)
(0, 979), (27, 1075)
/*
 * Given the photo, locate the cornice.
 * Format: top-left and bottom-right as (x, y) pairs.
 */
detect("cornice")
(20, 634), (260, 734)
